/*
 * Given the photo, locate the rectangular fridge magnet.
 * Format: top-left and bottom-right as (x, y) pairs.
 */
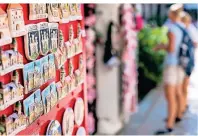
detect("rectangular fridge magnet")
(7, 4), (27, 37)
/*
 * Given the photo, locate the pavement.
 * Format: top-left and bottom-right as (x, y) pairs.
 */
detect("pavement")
(121, 49), (198, 135)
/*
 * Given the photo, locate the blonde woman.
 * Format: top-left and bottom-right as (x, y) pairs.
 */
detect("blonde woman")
(154, 4), (185, 134)
(180, 11), (197, 114)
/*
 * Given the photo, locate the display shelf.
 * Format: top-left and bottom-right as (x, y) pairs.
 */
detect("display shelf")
(0, 95), (24, 110)
(0, 4), (87, 135)
(0, 64), (24, 76)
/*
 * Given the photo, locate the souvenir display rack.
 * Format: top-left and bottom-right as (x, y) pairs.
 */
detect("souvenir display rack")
(0, 4), (87, 135)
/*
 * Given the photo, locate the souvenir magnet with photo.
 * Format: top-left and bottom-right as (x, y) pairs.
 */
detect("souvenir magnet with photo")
(41, 85), (51, 113)
(47, 4), (60, 22)
(38, 22), (50, 55)
(49, 23), (58, 53)
(29, 4), (48, 20)
(24, 24), (40, 60)
(23, 61), (35, 94)
(48, 54), (56, 80)
(59, 4), (70, 23)
(40, 55), (49, 83)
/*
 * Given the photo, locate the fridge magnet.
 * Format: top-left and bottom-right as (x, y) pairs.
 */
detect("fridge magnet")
(0, 71), (24, 110)
(76, 23), (83, 54)
(65, 41), (72, 58)
(34, 59), (42, 88)
(76, 4), (82, 20)
(7, 4), (27, 37)
(49, 82), (58, 108)
(46, 120), (62, 136)
(74, 97), (84, 126)
(59, 4), (70, 23)
(24, 24), (40, 60)
(41, 85), (51, 113)
(41, 56), (49, 83)
(54, 48), (63, 69)
(69, 59), (75, 91)
(0, 8), (12, 46)
(47, 4), (60, 23)
(29, 4), (48, 20)
(65, 76), (71, 93)
(38, 22), (50, 55)
(74, 69), (81, 87)
(23, 89), (43, 124)
(23, 61), (34, 94)
(76, 127), (86, 136)
(60, 66), (66, 84)
(48, 54), (56, 80)
(59, 30), (67, 64)
(49, 23), (58, 53)
(62, 108), (74, 136)
(69, 4), (77, 21)
(56, 82), (63, 100)
(0, 102), (28, 135)
(0, 42), (24, 76)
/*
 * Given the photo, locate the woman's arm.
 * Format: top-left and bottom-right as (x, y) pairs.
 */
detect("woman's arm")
(153, 31), (175, 52)
(167, 31), (175, 53)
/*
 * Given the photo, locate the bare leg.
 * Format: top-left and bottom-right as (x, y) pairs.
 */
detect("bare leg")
(176, 83), (184, 118)
(183, 76), (190, 111)
(164, 84), (177, 128)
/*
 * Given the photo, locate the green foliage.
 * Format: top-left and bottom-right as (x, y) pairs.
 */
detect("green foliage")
(138, 26), (168, 84)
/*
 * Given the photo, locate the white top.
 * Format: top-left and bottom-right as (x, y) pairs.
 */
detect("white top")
(187, 24), (198, 44)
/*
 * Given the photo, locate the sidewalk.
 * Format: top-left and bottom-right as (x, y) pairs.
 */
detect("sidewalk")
(121, 49), (198, 135)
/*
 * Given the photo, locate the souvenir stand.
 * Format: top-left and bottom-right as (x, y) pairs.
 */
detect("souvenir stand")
(120, 4), (138, 122)
(0, 4), (88, 135)
(84, 4), (97, 135)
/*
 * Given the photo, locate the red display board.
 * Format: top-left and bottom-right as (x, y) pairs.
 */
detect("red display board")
(0, 4), (88, 135)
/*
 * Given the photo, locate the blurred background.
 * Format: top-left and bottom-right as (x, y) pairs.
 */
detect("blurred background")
(84, 4), (198, 135)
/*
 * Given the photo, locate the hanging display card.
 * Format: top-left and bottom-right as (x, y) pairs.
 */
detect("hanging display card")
(23, 89), (43, 124)
(62, 108), (74, 136)
(59, 4), (70, 23)
(49, 23), (58, 53)
(47, 4), (60, 22)
(29, 4), (48, 20)
(24, 24), (40, 60)
(0, 8), (12, 46)
(7, 4), (27, 37)
(46, 120), (62, 136)
(38, 22), (50, 55)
